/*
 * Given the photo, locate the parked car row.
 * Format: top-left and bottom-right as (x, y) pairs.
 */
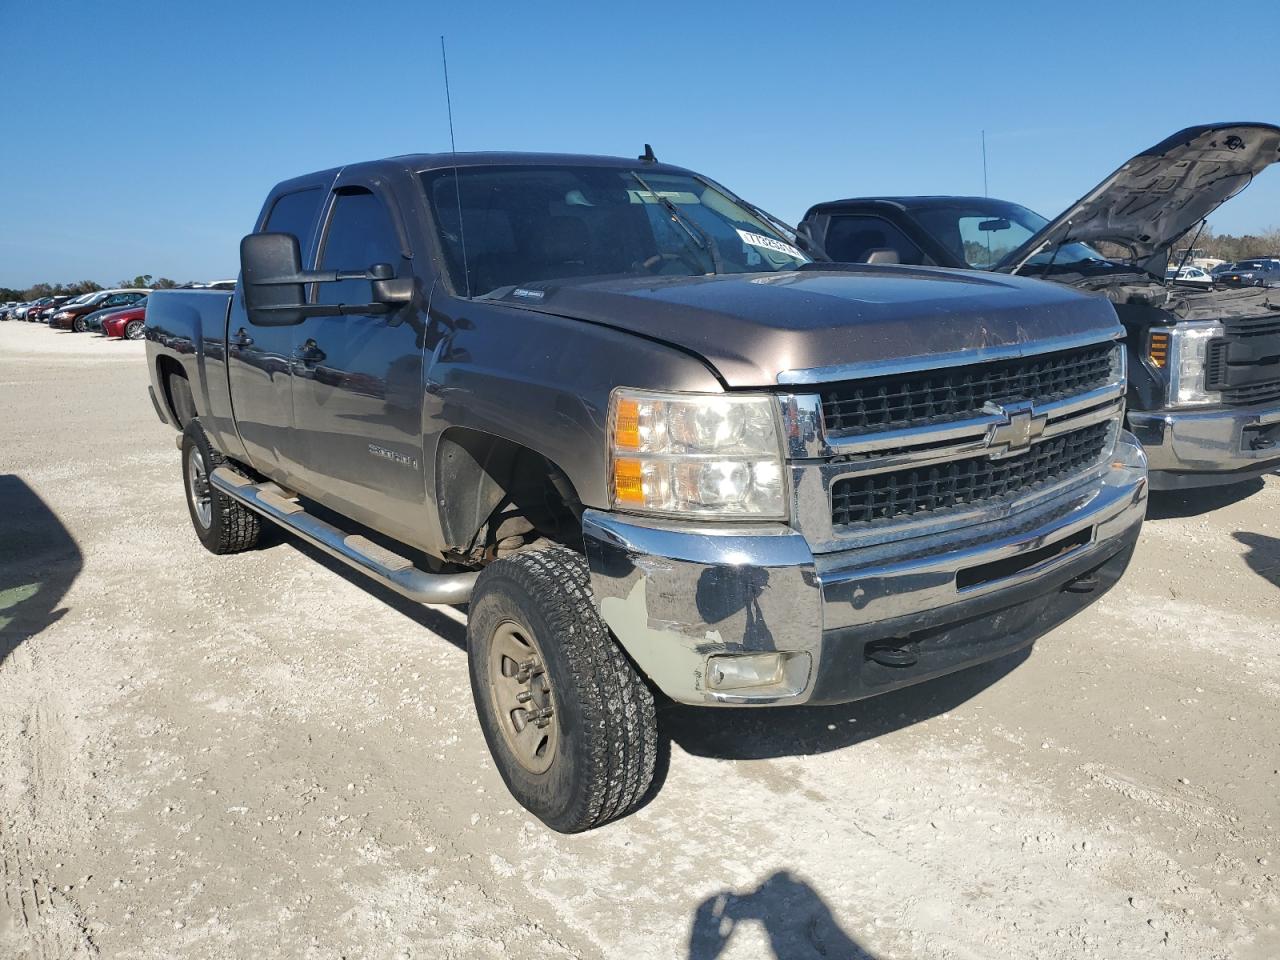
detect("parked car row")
(2, 282), (234, 339)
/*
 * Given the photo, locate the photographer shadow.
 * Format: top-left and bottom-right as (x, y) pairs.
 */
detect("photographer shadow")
(689, 870), (875, 959)
(0, 476), (83, 666)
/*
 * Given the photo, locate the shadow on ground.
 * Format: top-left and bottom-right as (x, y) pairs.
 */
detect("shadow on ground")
(689, 870), (875, 959)
(1146, 477), (1266, 520)
(1234, 531), (1280, 588)
(263, 521), (1038, 811)
(662, 649), (1026, 762)
(0, 475), (83, 666)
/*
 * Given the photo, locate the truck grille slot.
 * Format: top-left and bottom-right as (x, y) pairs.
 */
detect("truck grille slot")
(830, 421), (1111, 527)
(1221, 379), (1280, 406)
(820, 343), (1115, 437)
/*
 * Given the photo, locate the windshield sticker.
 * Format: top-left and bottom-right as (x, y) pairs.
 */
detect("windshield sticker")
(511, 288), (545, 300)
(627, 189), (700, 205)
(736, 229), (807, 262)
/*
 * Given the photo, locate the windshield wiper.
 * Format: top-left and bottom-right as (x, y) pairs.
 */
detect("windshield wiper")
(630, 171), (723, 274)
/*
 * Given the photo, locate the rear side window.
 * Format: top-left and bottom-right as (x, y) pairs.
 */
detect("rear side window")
(825, 215), (925, 265)
(263, 187), (323, 265)
(316, 188), (401, 308)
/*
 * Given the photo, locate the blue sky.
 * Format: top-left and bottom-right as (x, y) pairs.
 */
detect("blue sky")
(2, 0), (1278, 287)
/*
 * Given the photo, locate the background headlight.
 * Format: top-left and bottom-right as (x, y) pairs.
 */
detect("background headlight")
(609, 389), (786, 519)
(1160, 322), (1224, 407)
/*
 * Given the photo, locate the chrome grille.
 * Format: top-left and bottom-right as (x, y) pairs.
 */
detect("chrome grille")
(820, 343), (1116, 437)
(830, 421), (1111, 527)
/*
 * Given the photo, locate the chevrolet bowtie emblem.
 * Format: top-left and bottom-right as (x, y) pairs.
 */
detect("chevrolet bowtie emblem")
(983, 400), (1047, 459)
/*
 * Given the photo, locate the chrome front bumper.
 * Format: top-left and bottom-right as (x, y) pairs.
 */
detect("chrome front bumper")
(584, 433), (1148, 706)
(1128, 401), (1280, 490)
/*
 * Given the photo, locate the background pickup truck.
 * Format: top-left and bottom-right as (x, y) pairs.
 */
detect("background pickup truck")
(800, 122), (1280, 490)
(145, 151), (1147, 831)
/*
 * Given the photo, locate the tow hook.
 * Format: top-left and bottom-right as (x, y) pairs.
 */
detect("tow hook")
(1249, 435), (1276, 451)
(865, 640), (919, 668)
(1063, 573), (1099, 593)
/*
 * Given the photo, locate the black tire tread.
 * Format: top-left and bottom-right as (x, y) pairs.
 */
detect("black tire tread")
(182, 422), (261, 555)
(470, 546), (657, 832)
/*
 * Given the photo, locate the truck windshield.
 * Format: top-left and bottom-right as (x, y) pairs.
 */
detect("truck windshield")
(420, 165), (809, 298)
(906, 200), (1104, 272)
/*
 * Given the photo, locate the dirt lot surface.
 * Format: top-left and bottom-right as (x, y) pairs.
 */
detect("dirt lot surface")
(0, 321), (1277, 960)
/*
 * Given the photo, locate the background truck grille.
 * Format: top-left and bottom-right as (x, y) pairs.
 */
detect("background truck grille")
(820, 343), (1115, 437)
(1206, 334), (1280, 406)
(830, 421), (1111, 527)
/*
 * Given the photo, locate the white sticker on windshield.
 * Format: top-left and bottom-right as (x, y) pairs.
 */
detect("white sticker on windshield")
(736, 229), (807, 262)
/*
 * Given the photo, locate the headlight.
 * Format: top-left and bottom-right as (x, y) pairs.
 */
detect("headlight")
(1158, 322), (1224, 407)
(608, 388), (787, 519)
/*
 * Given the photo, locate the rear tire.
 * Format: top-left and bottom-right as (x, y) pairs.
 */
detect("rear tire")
(180, 422), (261, 555)
(466, 546), (657, 832)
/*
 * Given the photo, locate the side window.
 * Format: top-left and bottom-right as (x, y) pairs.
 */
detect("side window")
(316, 188), (401, 308)
(263, 187), (324, 265)
(824, 215), (925, 265)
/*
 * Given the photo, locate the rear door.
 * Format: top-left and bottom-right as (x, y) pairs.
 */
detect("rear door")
(288, 175), (427, 542)
(226, 184), (326, 484)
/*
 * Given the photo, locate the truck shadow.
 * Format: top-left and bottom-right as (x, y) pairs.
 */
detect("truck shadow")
(1146, 477), (1267, 520)
(262, 526), (1024, 815)
(0, 475), (83, 667)
(688, 869), (876, 959)
(659, 650), (1027, 763)
(265, 528), (469, 650)
(1233, 531), (1280, 588)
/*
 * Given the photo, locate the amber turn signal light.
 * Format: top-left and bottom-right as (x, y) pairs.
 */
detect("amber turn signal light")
(613, 458), (644, 505)
(1148, 332), (1169, 369)
(613, 398), (641, 451)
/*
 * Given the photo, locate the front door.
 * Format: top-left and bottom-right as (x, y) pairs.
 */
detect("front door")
(289, 183), (427, 544)
(226, 185), (327, 485)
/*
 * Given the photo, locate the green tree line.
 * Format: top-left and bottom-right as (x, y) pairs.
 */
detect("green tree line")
(0, 274), (189, 301)
(1180, 225), (1280, 263)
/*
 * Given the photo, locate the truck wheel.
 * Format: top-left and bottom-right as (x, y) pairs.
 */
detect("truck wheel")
(466, 547), (657, 832)
(180, 423), (261, 555)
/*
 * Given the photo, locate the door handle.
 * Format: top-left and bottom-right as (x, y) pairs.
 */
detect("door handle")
(230, 328), (254, 348)
(293, 340), (326, 366)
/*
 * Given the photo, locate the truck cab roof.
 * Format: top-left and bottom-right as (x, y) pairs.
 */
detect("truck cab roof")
(272, 151), (697, 195)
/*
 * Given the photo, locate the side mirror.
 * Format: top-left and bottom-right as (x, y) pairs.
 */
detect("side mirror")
(241, 233), (308, 326)
(240, 232), (415, 326)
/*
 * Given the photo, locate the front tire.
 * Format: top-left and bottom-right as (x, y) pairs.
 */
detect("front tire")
(467, 547), (658, 832)
(180, 422), (261, 555)
(124, 319), (144, 340)
(72, 316), (87, 333)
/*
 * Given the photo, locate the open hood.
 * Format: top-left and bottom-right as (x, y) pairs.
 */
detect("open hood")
(998, 123), (1280, 275)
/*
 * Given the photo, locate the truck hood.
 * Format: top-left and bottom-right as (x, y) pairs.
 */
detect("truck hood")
(494, 266), (1119, 387)
(999, 122), (1280, 275)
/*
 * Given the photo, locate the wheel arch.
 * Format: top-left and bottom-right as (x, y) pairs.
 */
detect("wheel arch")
(436, 427), (586, 562)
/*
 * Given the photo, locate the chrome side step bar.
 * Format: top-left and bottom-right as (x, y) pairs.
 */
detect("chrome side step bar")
(209, 467), (477, 605)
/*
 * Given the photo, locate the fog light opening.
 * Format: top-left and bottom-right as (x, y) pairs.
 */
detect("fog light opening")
(706, 653), (785, 691)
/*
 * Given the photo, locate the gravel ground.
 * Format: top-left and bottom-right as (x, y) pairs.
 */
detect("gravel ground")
(1, 320), (1277, 960)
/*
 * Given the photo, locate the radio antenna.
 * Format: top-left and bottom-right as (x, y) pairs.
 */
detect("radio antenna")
(441, 35), (470, 298)
(981, 129), (989, 197)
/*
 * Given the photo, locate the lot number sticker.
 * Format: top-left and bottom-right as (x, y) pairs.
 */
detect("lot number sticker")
(736, 229), (807, 262)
